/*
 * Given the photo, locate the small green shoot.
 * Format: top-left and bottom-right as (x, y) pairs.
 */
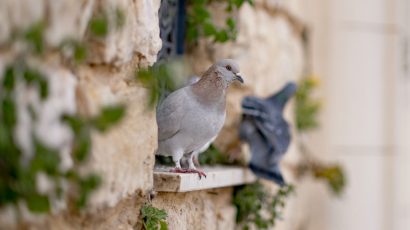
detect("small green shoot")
(295, 76), (321, 131)
(233, 181), (294, 229)
(186, 0), (254, 44)
(313, 163), (346, 196)
(198, 144), (230, 165)
(136, 61), (178, 108)
(141, 204), (168, 230)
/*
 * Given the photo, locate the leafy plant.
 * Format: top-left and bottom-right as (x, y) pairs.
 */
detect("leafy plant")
(136, 61), (180, 108)
(0, 4), (128, 215)
(198, 144), (230, 165)
(60, 39), (88, 64)
(141, 204), (168, 230)
(186, 0), (254, 44)
(89, 14), (109, 37)
(233, 181), (294, 229)
(312, 163), (345, 196)
(89, 7), (126, 37)
(0, 62), (125, 212)
(24, 21), (46, 54)
(295, 76), (321, 131)
(294, 75), (346, 196)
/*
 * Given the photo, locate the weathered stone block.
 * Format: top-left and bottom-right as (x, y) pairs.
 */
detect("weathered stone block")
(75, 64), (157, 208)
(153, 188), (236, 230)
(86, 0), (162, 66)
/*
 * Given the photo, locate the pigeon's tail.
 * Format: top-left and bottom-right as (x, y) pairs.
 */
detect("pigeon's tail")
(249, 163), (286, 186)
(267, 82), (298, 110)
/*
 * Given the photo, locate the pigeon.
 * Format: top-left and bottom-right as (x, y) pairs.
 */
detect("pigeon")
(156, 59), (244, 178)
(239, 82), (297, 186)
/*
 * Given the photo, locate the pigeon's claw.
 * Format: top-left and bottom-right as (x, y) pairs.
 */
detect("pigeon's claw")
(192, 169), (207, 179)
(169, 168), (207, 179)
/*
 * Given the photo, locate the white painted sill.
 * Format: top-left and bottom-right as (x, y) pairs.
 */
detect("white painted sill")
(153, 166), (257, 192)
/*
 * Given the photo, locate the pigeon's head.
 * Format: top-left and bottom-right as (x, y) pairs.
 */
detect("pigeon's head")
(213, 59), (244, 85)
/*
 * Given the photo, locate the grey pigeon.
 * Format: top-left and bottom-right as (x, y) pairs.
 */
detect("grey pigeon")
(239, 82), (297, 186)
(156, 59), (244, 178)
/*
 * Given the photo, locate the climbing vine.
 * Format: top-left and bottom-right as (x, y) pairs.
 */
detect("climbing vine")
(186, 0), (254, 44)
(140, 204), (168, 230)
(136, 61), (178, 108)
(233, 182), (294, 230)
(294, 76), (346, 196)
(0, 6), (126, 214)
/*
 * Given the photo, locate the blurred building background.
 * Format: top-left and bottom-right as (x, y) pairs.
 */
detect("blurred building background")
(297, 0), (410, 229)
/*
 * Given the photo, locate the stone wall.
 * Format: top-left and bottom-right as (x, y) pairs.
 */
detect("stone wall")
(0, 0), (161, 228)
(0, 0), (306, 229)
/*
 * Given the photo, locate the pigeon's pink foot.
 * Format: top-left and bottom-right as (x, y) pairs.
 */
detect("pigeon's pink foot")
(169, 168), (207, 179)
(189, 169), (207, 179)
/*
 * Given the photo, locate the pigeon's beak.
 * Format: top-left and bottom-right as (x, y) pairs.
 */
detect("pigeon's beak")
(235, 73), (244, 83)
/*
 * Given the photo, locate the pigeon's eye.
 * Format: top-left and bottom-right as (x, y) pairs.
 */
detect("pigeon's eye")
(226, 65), (232, 71)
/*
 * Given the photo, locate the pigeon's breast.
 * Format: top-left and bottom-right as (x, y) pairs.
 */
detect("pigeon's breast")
(180, 99), (226, 152)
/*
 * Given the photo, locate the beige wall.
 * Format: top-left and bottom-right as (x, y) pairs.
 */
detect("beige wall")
(300, 0), (410, 229)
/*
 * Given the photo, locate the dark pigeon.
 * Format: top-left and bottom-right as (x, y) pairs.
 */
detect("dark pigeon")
(239, 82), (297, 186)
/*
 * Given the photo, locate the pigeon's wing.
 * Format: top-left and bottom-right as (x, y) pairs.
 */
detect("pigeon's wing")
(253, 117), (290, 162)
(156, 88), (188, 142)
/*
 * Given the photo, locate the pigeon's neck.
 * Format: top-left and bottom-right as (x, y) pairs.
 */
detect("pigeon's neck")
(191, 72), (226, 108)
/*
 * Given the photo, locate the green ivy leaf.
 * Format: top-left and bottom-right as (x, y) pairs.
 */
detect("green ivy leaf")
(91, 105), (126, 132)
(2, 66), (15, 92)
(73, 43), (87, 63)
(186, 0), (251, 44)
(82, 174), (101, 191)
(203, 22), (217, 36)
(24, 22), (45, 54)
(234, 182), (294, 228)
(26, 193), (50, 213)
(295, 77), (321, 131)
(198, 145), (229, 165)
(23, 68), (49, 100)
(141, 204), (168, 230)
(214, 30), (229, 42)
(72, 128), (91, 163)
(193, 6), (211, 22)
(136, 62), (177, 109)
(159, 220), (168, 230)
(2, 96), (17, 129)
(90, 15), (109, 37)
(61, 114), (83, 134)
(31, 140), (60, 175)
(76, 174), (101, 208)
(226, 18), (236, 30)
(38, 78), (48, 100)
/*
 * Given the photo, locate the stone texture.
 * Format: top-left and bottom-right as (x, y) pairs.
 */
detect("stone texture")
(0, 0), (45, 43)
(0, 0), (94, 45)
(34, 191), (146, 230)
(152, 188), (236, 230)
(75, 62), (157, 208)
(46, 0), (95, 46)
(86, 0), (162, 66)
(0, 0), (161, 67)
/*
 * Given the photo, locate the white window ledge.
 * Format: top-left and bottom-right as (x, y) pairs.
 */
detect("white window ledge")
(153, 166), (257, 192)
